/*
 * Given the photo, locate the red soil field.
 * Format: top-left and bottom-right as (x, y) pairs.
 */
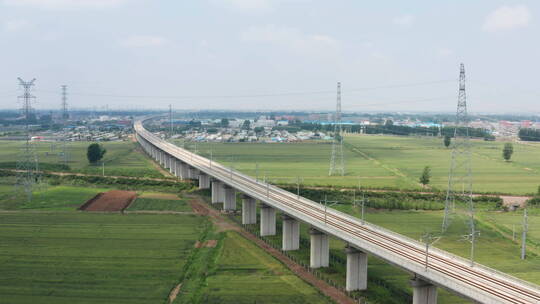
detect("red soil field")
(79, 190), (137, 212)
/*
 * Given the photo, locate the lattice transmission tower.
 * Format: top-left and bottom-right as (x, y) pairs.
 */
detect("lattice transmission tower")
(59, 85), (69, 165)
(442, 64), (474, 234)
(169, 104), (173, 138)
(15, 78), (39, 201)
(329, 82), (345, 176)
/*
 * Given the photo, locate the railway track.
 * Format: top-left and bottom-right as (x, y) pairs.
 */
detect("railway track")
(135, 121), (540, 304)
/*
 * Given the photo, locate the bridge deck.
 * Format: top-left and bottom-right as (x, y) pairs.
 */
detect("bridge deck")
(135, 119), (540, 304)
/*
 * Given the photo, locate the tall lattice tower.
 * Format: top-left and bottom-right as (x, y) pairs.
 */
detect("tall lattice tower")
(61, 85), (68, 120)
(59, 85), (69, 165)
(169, 104), (173, 138)
(15, 78), (38, 201)
(442, 64), (474, 232)
(329, 82), (345, 176)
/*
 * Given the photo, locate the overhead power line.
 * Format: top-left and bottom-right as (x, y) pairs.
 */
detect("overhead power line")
(33, 79), (456, 100)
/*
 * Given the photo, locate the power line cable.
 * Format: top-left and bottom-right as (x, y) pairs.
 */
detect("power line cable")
(33, 79), (456, 100)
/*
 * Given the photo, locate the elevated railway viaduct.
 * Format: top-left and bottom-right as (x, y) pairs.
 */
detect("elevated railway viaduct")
(135, 118), (540, 304)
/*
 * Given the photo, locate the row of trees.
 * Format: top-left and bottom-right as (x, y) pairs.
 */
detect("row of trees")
(518, 128), (540, 141)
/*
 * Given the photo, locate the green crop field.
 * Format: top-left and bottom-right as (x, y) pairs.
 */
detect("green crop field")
(0, 181), (109, 211)
(0, 140), (162, 178)
(128, 197), (192, 212)
(177, 135), (540, 194)
(0, 212), (206, 304)
(0, 178), (331, 303)
(201, 231), (331, 304)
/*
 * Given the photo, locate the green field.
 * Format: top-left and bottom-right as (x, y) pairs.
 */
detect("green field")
(0, 180), (332, 303)
(178, 135), (540, 194)
(0, 181), (109, 211)
(0, 212), (206, 304)
(128, 197), (192, 212)
(201, 231), (331, 304)
(0, 140), (163, 178)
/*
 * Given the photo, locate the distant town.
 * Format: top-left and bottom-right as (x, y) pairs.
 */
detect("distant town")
(1, 110), (539, 143)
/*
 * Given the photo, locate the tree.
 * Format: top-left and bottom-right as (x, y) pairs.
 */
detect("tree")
(242, 120), (251, 130)
(220, 118), (229, 128)
(385, 119), (394, 126)
(443, 135), (451, 148)
(503, 143), (514, 161)
(419, 166), (431, 187)
(87, 143), (106, 163)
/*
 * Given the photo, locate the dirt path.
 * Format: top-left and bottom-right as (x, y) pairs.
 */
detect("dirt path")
(124, 210), (195, 215)
(167, 283), (182, 304)
(187, 195), (356, 304)
(3, 169), (182, 183)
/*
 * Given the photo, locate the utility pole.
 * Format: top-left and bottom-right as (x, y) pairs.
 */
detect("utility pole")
(209, 150), (213, 170)
(255, 162), (259, 182)
(15, 78), (38, 201)
(421, 232), (440, 271)
(361, 191), (366, 225)
(521, 208), (528, 260)
(443, 64), (473, 233)
(329, 82), (345, 176)
(296, 176), (303, 199)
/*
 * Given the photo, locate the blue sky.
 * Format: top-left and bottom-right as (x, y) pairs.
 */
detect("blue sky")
(0, 0), (538, 113)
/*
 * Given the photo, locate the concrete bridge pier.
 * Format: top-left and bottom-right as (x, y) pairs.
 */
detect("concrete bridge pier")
(159, 151), (164, 166)
(198, 174), (210, 189)
(260, 203), (276, 236)
(211, 180), (224, 203)
(173, 160), (181, 178)
(241, 195), (257, 224)
(180, 163), (189, 180)
(310, 228), (329, 268)
(223, 186), (236, 211)
(188, 167), (199, 179)
(410, 277), (437, 304)
(167, 155), (174, 173)
(282, 214), (300, 251)
(345, 245), (368, 291)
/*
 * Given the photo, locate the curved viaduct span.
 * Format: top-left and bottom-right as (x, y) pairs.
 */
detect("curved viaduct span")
(134, 118), (540, 304)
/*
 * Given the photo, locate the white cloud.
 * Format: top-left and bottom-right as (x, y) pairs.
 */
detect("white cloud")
(212, 0), (309, 13)
(393, 15), (415, 27)
(241, 24), (339, 57)
(2, 0), (127, 10)
(214, 0), (272, 12)
(483, 5), (532, 32)
(438, 48), (453, 57)
(3, 19), (30, 32)
(120, 35), (168, 48)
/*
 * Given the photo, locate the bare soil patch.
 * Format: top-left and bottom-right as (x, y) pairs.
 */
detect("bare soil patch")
(194, 240), (218, 248)
(167, 283), (182, 304)
(79, 190), (137, 212)
(188, 197), (239, 232)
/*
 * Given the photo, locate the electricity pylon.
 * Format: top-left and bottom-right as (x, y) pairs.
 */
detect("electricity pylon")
(442, 64), (474, 235)
(329, 82), (345, 176)
(15, 78), (38, 201)
(60, 85), (69, 165)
